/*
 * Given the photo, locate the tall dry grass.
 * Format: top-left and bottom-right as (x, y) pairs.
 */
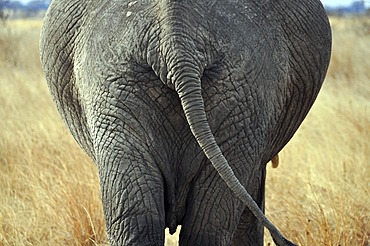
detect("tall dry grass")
(0, 20), (107, 245)
(0, 17), (369, 245)
(263, 17), (370, 246)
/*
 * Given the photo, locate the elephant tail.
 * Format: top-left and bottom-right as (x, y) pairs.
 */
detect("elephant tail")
(171, 65), (295, 246)
(155, 3), (295, 245)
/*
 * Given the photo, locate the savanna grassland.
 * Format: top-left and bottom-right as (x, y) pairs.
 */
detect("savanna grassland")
(0, 17), (369, 246)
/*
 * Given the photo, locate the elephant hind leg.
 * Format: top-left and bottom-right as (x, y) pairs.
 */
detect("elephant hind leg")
(178, 166), (244, 246)
(115, 214), (165, 245)
(230, 207), (265, 246)
(231, 168), (266, 246)
(97, 145), (166, 245)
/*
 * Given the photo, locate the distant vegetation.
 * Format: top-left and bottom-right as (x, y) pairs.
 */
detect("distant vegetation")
(0, 0), (8, 21)
(325, 1), (370, 15)
(1, 0), (50, 18)
(1, 0), (370, 19)
(0, 17), (369, 245)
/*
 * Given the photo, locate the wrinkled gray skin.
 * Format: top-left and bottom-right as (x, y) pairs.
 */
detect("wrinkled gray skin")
(40, 0), (331, 245)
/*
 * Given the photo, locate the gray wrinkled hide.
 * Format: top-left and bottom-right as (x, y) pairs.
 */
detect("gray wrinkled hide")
(40, 0), (331, 245)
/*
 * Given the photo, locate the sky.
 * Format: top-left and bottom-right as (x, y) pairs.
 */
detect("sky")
(12, 0), (370, 8)
(320, 0), (369, 7)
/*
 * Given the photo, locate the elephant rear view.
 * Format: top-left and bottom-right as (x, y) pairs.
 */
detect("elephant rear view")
(40, 0), (331, 245)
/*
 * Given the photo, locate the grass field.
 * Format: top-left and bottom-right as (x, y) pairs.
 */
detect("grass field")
(0, 17), (369, 245)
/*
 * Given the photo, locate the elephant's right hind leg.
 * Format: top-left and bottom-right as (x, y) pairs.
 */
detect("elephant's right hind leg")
(178, 166), (245, 246)
(230, 167), (266, 246)
(230, 206), (264, 246)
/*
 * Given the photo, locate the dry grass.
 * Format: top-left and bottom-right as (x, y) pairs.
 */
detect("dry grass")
(0, 20), (106, 245)
(0, 17), (368, 245)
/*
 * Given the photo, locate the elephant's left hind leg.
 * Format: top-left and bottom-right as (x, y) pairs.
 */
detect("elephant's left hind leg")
(97, 145), (166, 245)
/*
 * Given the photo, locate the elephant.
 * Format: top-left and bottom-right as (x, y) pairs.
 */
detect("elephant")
(40, 0), (331, 245)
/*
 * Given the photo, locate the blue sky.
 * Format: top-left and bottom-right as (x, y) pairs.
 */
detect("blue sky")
(321, 0), (369, 7)
(13, 0), (370, 8)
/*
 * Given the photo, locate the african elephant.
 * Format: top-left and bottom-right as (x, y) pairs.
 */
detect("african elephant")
(40, 0), (331, 245)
